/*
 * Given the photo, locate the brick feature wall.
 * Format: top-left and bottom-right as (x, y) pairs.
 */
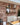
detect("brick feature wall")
(0, 2), (7, 22)
(0, 2), (19, 25)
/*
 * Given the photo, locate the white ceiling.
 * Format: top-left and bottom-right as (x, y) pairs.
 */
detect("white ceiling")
(0, 0), (20, 3)
(9, 0), (20, 3)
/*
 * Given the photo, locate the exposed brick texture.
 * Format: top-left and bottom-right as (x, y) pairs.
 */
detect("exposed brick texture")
(0, 2), (19, 25)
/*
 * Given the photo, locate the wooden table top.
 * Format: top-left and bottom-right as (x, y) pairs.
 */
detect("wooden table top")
(10, 20), (19, 24)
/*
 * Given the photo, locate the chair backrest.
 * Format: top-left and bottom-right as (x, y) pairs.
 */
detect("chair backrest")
(0, 19), (3, 25)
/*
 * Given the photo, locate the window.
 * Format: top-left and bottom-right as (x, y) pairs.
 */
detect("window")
(6, 4), (10, 14)
(3, 22), (6, 25)
(6, 8), (10, 14)
(6, 8), (9, 13)
(14, 5), (16, 8)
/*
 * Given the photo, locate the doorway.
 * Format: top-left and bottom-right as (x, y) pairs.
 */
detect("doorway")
(18, 10), (20, 21)
(0, 19), (3, 25)
(18, 10), (20, 16)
